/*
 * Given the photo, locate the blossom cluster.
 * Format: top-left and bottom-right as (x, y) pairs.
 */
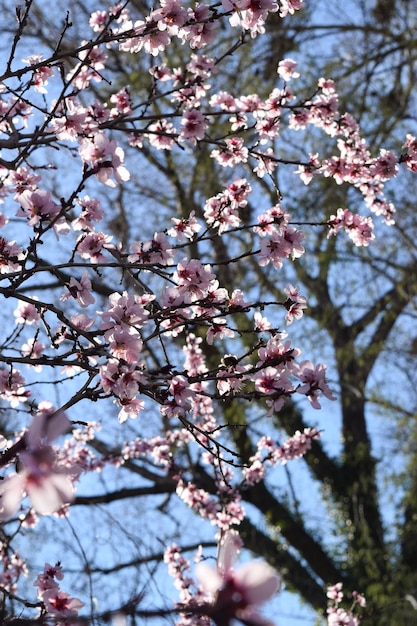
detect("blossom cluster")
(34, 562), (84, 623)
(326, 583), (366, 626)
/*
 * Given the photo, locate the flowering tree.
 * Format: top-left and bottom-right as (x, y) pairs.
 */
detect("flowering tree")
(0, 0), (416, 625)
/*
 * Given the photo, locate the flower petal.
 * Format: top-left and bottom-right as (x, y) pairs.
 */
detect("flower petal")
(235, 561), (281, 604)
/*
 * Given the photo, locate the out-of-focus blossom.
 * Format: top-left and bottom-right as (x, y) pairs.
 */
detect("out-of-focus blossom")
(196, 530), (280, 625)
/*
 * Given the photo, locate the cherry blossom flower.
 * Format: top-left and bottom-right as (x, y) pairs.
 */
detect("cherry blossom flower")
(327, 583), (343, 603)
(16, 189), (60, 226)
(72, 195), (104, 231)
(6, 166), (40, 195)
(0, 237), (25, 273)
(61, 271), (95, 307)
(182, 4), (218, 48)
(147, 119), (176, 150)
(326, 583), (366, 626)
(401, 134), (417, 171)
(0, 367), (29, 407)
(211, 137), (249, 167)
(0, 408), (75, 518)
(179, 109), (207, 143)
(99, 291), (153, 330)
(279, 0), (303, 18)
(156, 0), (188, 33)
(43, 588), (84, 617)
(173, 257), (216, 301)
(0, 447), (75, 519)
(104, 326), (144, 364)
(206, 320), (235, 345)
(169, 374), (194, 409)
(129, 232), (174, 265)
(89, 10), (108, 31)
(21, 338), (45, 371)
(51, 98), (92, 140)
(294, 360), (336, 409)
(22, 54), (54, 93)
(76, 231), (112, 263)
(79, 132), (130, 187)
(277, 58), (299, 81)
(168, 211), (201, 241)
(34, 562), (64, 593)
(196, 530), (280, 625)
(66, 41), (107, 89)
(14, 297), (41, 325)
(283, 284), (308, 325)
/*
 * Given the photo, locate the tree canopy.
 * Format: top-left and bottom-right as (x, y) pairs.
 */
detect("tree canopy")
(0, 1), (416, 625)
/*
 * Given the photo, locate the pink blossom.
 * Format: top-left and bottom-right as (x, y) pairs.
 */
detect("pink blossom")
(66, 41), (107, 89)
(26, 404), (70, 447)
(14, 298), (40, 325)
(16, 189), (60, 226)
(21, 338), (45, 370)
(371, 149), (398, 181)
(76, 231), (112, 263)
(179, 109), (207, 143)
(61, 270), (95, 307)
(196, 530), (280, 624)
(174, 257), (216, 301)
(206, 320), (235, 344)
(34, 562), (64, 593)
(0, 408), (74, 518)
(22, 54), (54, 93)
(182, 4), (217, 48)
(43, 589), (84, 617)
(51, 98), (92, 140)
(157, 0), (188, 33)
(72, 195), (103, 231)
(279, 0), (303, 18)
(89, 10), (108, 31)
(254, 366), (293, 397)
(169, 375), (194, 408)
(0, 367), (29, 407)
(327, 583), (343, 602)
(110, 87), (132, 117)
(253, 205), (289, 237)
(168, 210), (202, 240)
(79, 132), (130, 187)
(253, 149), (278, 178)
(294, 360), (336, 409)
(217, 358), (250, 395)
(7, 166), (40, 195)
(117, 397), (145, 424)
(211, 137), (249, 167)
(120, 15), (171, 56)
(129, 232), (173, 265)
(328, 209), (375, 247)
(147, 119), (176, 150)
(258, 333), (300, 368)
(210, 91), (238, 111)
(105, 326), (144, 364)
(283, 284), (307, 325)
(254, 311), (272, 331)
(257, 230), (289, 269)
(0, 448), (75, 518)
(223, 0), (278, 33)
(401, 134), (417, 171)
(99, 291), (153, 330)
(277, 58), (299, 81)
